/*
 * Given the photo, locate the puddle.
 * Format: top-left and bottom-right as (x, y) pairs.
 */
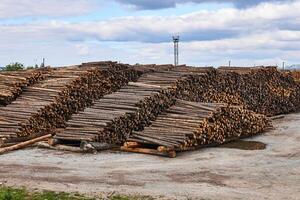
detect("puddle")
(219, 140), (266, 150)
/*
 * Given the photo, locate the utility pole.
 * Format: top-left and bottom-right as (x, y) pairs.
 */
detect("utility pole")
(173, 36), (179, 66)
(40, 58), (45, 68)
(229, 60), (231, 67)
(282, 61), (285, 99)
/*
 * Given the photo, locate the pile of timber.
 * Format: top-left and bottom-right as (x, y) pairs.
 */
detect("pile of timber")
(0, 62), (140, 147)
(289, 70), (300, 82)
(179, 67), (300, 116)
(0, 70), (45, 106)
(124, 100), (270, 157)
(54, 66), (212, 145)
(1, 64), (298, 155)
(229, 67), (300, 115)
(218, 66), (256, 74)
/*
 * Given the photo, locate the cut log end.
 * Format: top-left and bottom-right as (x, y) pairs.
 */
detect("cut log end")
(121, 146), (177, 158)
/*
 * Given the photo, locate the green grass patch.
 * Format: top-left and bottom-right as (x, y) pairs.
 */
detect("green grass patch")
(0, 186), (154, 200)
(0, 186), (93, 200)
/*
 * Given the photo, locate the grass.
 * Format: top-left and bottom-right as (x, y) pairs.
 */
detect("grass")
(0, 186), (154, 200)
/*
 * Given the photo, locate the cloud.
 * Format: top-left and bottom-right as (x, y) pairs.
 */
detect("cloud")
(0, 0), (292, 20)
(2, 1), (300, 43)
(75, 44), (90, 55)
(0, 0), (97, 19)
(44, 1), (300, 43)
(115, 0), (290, 10)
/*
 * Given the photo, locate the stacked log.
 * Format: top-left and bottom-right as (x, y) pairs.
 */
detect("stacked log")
(289, 70), (300, 82)
(178, 67), (300, 116)
(0, 62), (140, 146)
(0, 70), (45, 106)
(218, 66), (256, 74)
(126, 99), (270, 154)
(1, 64), (298, 155)
(54, 66), (212, 145)
(234, 67), (300, 115)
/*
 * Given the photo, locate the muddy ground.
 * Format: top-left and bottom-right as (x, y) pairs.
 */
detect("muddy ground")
(0, 113), (299, 200)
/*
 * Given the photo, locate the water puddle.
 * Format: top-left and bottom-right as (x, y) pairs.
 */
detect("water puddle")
(219, 140), (266, 150)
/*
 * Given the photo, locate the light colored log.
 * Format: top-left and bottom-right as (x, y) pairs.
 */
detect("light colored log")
(0, 134), (52, 155)
(121, 146), (176, 158)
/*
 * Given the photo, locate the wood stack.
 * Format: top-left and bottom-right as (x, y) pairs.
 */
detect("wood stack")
(0, 70), (45, 106)
(0, 62), (140, 147)
(289, 70), (300, 82)
(124, 99), (270, 157)
(54, 66), (212, 145)
(218, 66), (257, 74)
(178, 67), (300, 116)
(1, 63), (298, 155)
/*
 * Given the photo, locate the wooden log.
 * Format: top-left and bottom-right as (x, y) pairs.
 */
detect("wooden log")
(0, 134), (52, 155)
(36, 142), (84, 153)
(120, 146), (176, 158)
(48, 138), (60, 146)
(124, 142), (141, 148)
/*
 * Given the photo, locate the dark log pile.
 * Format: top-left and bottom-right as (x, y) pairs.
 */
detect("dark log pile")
(289, 70), (300, 82)
(0, 70), (45, 106)
(218, 66), (255, 74)
(0, 62), (140, 147)
(54, 66), (212, 145)
(178, 67), (300, 116)
(126, 99), (270, 155)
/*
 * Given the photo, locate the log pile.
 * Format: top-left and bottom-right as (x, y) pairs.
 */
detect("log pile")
(1, 63), (299, 155)
(54, 66), (211, 145)
(230, 67), (300, 115)
(289, 70), (300, 82)
(218, 66), (256, 74)
(0, 70), (45, 106)
(178, 67), (300, 116)
(0, 62), (140, 147)
(125, 99), (270, 156)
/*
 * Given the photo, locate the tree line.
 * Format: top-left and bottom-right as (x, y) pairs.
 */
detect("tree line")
(0, 62), (44, 71)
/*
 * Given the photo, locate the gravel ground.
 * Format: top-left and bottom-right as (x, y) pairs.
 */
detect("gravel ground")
(0, 113), (299, 200)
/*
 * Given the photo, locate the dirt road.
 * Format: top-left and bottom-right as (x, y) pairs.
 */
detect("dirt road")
(0, 113), (299, 200)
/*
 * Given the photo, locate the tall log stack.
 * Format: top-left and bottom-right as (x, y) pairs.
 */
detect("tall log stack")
(125, 100), (270, 155)
(289, 70), (300, 82)
(178, 67), (300, 116)
(0, 62), (299, 156)
(54, 66), (212, 145)
(0, 70), (45, 106)
(0, 62), (140, 147)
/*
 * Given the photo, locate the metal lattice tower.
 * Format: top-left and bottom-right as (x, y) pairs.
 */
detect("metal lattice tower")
(173, 36), (179, 66)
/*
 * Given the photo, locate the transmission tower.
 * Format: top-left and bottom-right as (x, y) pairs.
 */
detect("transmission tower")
(173, 36), (179, 66)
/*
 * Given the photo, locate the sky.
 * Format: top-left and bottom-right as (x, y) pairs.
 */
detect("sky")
(0, 0), (299, 67)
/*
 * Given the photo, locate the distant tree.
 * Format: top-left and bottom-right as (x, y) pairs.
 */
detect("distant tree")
(27, 66), (34, 70)
(3, 62), (24, 71)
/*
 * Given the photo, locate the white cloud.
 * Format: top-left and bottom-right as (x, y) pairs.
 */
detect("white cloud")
(0, 0), (97, 19)
(115, 0), (289, 9)
(39, 1), (300, 42)
(75, 44), (90, 56)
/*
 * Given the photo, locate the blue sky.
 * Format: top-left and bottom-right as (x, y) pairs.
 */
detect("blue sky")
(0, 0), (299, 67)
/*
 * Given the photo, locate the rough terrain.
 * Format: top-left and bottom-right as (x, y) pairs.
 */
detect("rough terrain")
(0, 112), (299, 200)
